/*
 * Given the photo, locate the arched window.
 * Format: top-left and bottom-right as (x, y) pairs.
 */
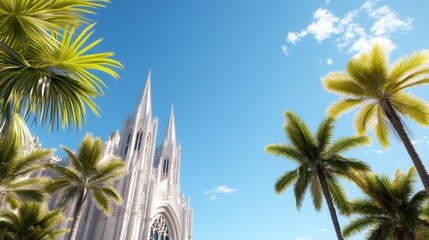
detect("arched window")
(163, 159), (169, 175)
(149, 216), (171, 240)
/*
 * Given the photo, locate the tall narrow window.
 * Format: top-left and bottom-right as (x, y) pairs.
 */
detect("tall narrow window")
(163, 159), (169, 175)
(124, 133), (131, 155)
(134, 132), (141, 151)
(137, 132), (143, 151)
(149, 216), (170, 240)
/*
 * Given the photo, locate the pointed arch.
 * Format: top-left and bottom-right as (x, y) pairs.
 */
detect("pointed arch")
(150, 205), (180, 240)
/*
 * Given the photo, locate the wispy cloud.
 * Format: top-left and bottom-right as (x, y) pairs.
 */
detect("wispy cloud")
(326, 58), (333, 65)
(318, 228), (327, 232)
(281, 45), (289, 56)
(205, 185), (238, 200)
(295, 235), (312, 240)
(282, 0), (412, 56)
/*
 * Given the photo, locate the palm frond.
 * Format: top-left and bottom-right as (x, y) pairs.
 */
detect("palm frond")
(390, 92), (429, 126)
(322, 71), (373, 97)
(354, 102), (377, 135)
(0, 0), (109, 50)
(316, 117), (335, 151)
(265, 144), (304, 164)
(325, 174), (350, 214)
(342, 217), (378, 237)
(325, 136), (370, 156)
(310, 175), (323, 211)
(293, 165), (311, 209)
(387, 50), (429, 89)
(327, 98), (365, 117)
(274, 169), (298, 195)
(284, 112), (317, 159)
(374, 105), (390, 147)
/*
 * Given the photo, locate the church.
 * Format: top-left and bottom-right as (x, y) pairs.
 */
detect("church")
(70, 71), (193, 240)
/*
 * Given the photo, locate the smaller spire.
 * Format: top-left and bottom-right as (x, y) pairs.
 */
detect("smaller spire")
(163, 104), (176, 146)
(134, 70), (152, 119)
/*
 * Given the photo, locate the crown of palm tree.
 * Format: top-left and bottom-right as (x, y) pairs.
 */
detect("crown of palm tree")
(0, 140), (53, 209)
(0, 5), (123, 145)
(266, 112), (370, 212)
(344, 167), (429, 240)
(47, 134), (126, 215)
(0, 202), (67, 240)
(323, 44), (429, 147)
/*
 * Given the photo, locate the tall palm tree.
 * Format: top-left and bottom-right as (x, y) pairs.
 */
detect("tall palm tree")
(0, 139), (53, 209)
(343, 167), (429, 240)
(46, 134), (127, 240)
(0, 0), (123, 146)
(322, 44), (429, 193)
(0, 202), (67, 240)
(266, 112), (370, 240)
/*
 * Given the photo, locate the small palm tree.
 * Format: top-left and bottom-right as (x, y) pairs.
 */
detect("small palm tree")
(46, 134), (127, 240)
(343, 167), (429, 240)
(0, 0), (122, 146)
(322, 44), (429, 193)
(0, 139), (53, 209)
(266, 112), (370, 240)
(0, 202), (67, 240)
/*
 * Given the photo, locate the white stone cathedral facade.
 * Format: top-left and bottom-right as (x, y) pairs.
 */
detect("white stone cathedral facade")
(71, 71), (193, 240)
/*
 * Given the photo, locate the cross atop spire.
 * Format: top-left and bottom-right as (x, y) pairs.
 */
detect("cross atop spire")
(134, 70), (152, 119)
(163, 104), (176, 146)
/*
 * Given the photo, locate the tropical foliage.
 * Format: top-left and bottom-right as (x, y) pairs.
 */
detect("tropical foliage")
(0, 0), (123, 146)
(0, 139), (53, 209)
(46, 134), (126, 240)
(344, 167), (429, 240)
(322, 44), (429, 192)
(265, 112), (370, 240)
(0, 202), (67, 240)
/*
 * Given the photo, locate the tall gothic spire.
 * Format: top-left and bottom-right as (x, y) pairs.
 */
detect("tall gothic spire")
(134, 70), (152, 119)
(163, 104), (176, 146)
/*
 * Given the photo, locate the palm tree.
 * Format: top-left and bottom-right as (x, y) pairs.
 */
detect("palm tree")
(0, 0), (123, 146)
(266, 112), (370, 240)
(0, 202), (67, 240)
(343, 167), (429, 240)
(322, 44), (429, 193)
(0, 139), (53, 209)
(46, 134), (127, 240)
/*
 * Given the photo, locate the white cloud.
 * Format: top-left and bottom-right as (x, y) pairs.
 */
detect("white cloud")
(326, 58), (333, 65)
(377, 150), (384, 154)
(369, 6), (412, 36)
(281, 45), (289, 56)
(282, 0), (411, 56)
(411, 139), (422, 145)
(348, 37), (396, 55)
(307, 8), (340, 42)
(325, 0), (330, 4)
(295, 235), (312, 240)
(287, 31), (308, 44)
(318, 228), (327, 232)
(214, 186), (238, 193)
(205, 185), (238, 200)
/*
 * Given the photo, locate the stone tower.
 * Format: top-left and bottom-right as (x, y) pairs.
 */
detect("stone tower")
(73, 71), (193, 240)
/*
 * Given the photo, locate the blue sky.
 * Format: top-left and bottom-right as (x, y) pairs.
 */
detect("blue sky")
(30, 0), (429, 239)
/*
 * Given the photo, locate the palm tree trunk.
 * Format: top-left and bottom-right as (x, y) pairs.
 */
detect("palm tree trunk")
(317, 170), (344, 240)
(68, 189), (87, 240)
(383, 101), (429, 193)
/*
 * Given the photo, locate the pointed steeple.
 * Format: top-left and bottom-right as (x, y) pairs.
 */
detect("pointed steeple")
(134, 70), (152, 119)
(163, 104), (176, 146)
